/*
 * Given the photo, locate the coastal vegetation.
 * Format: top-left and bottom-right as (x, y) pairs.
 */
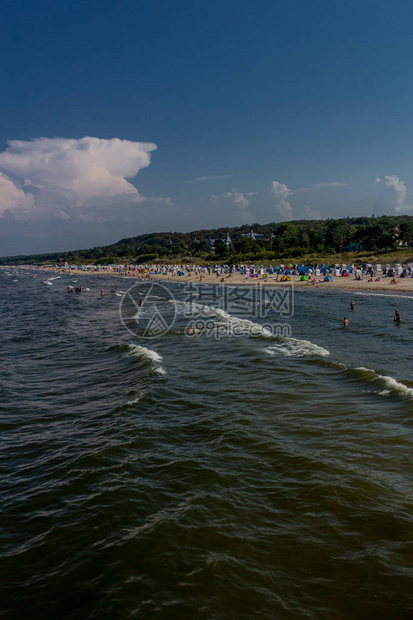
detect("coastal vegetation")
(2, 214), (413, 266)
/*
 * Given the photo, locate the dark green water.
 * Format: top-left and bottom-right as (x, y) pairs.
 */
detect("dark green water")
(1, 270), (413, 619)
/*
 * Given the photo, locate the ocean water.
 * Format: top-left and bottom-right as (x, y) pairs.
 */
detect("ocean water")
(1, 270), (413, 619)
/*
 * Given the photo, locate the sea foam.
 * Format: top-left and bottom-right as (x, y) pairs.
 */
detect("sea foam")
(265, 337), (330, 358)
(174, 301), (273, 338)
(354, 367), (413, 399)
(355, 292), (413, 300)
(126, 344), (163, 363)
(186, 303), (327, 353)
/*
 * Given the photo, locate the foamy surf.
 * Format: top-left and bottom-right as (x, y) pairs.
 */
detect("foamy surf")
(174, 301), (273, 338)
(211, 308), (273, 338)
(152, 367), (167, 375)
(353, 367), (413, 399)
(126, 344), (163, 363)
(265, 337), (330, 358)
(355, 292), (413, 300)
(126, 344), (166, 375)
(125, 391), (146, 406)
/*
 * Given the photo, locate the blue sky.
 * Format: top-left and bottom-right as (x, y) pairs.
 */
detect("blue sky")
(1, 0), (413, 254)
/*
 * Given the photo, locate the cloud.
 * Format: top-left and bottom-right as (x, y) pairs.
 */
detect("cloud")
(210, 191), (256, 210)
(0, 137), (158, 220)
(186, 174), (230, 184)
(53, 210), (72, 221)
(0, 172), (35, 217)
(271, 181), (293, 219)
(376, 175), (410, 212)
(302, 204), (322, 220)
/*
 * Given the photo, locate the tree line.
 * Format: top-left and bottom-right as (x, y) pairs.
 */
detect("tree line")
(2, 215), (413, 265)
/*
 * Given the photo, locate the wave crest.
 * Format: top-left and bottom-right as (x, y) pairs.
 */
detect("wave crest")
(126, 344), (163, 363)
(265, 337), (330, 358)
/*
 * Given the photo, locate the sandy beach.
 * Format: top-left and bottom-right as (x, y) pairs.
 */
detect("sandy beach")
(150, 271), (413, 294)
(13, 264), (413, 294)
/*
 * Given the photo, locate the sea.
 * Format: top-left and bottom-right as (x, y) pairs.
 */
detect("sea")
(1, 269), (413, 619)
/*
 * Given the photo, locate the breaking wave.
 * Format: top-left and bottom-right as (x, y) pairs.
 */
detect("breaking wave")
(126, 344), (163, 363)
(352, 366), (413, 399)
(265, 338), (330, 358)
(152, 367), (167, 376)
(174, 301), (273, 337)
(355, 292), (413, 300)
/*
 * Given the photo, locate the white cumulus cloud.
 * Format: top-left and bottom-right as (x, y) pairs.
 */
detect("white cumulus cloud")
(0, 172), (35, 217)
(376, 175), (409, 212)
(302, 204), (322, 220)
(0, 137), (158, 219)
(210, 191), (256, 210)
(271, 181), (293, 219)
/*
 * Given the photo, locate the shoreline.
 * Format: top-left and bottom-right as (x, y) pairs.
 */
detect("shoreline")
(4, 264), (413, 294)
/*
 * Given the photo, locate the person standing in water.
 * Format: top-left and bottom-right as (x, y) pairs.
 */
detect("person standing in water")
(343, 317), (349, 328)
(394, 309), (402, 322)
(350, 300), (356, 310)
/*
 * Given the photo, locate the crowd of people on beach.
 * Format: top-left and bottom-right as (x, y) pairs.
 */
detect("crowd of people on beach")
(21, 260), (413, 286)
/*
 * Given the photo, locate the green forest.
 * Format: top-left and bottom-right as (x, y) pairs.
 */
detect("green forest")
(2, 215), (413, 265)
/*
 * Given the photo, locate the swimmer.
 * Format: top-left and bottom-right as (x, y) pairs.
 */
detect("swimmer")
(187, 326), (195, 335)
(394, 309), (402, 322)
(350, 300), (356, 310)
(343, 317), (349, 328)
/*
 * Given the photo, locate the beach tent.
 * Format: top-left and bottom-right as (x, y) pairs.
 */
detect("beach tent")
(300, 275), (308, 281)
(324, 276), (333, 282)
(280, 275), (291, 282)
(342, 271), (349, 277)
